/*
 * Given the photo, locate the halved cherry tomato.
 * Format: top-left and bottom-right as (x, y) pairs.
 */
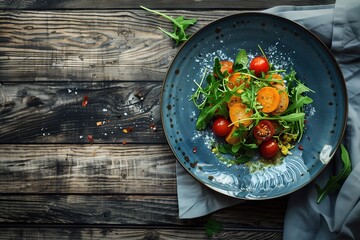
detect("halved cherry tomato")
(249, 56), (270, 77)
(212, 117), (231, 137)
(259, 138), (279, 159)
(253, 120), (275, 141)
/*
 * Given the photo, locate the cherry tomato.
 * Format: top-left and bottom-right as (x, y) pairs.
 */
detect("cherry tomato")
(253, 120), (275, 141)
(212, 117), (231, 137)
(249, 56), (270, 77)
(220, 60), (234, 75)
(259, 139), (279, 159)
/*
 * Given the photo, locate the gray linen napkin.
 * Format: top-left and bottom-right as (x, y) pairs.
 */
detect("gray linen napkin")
(281, 0), (360, 239)
(177, 1), (360, 238)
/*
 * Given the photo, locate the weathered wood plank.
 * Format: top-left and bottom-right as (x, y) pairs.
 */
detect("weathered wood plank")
(0, 195), (286, 228)
(0, 10), (227, 82)
(0, 0), (335, 10)
(0, 227), (282, 240)
(0, 144), (176, 194)
(0, 82), (165, 143)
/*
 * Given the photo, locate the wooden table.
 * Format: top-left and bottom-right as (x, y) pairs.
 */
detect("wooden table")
(0, 1), (334, 239)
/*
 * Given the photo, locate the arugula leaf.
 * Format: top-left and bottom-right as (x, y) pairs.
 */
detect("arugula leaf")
(195, 105), (216, 130)
(283, 77), (315, 141)
(213, 58), (226, 79)
(315, 144), (352, 204)
(195, 93), (231, 130)
(233, 49), (248, 71)
(284, 96), (313, 113)
(279, 113), (305, 122)
(140, 6), (197, 45)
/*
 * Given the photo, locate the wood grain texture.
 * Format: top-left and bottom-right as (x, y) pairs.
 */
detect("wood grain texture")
(0, 194), (286, 228)
(0, 10), (228, 82)
(0, 82), (164, 143)
(0, 4), (296, 238)
(0, 144), (176, 194)
(0, 143), (287, 229)
(0, 227), (282, 240)
(0, 0), (335, 10)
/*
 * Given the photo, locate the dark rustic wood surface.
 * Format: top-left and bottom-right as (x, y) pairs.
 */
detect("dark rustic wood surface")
(0, 1), (334, 239)
(0, 0), (335, 10)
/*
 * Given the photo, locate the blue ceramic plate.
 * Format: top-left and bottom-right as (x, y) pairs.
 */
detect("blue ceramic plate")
(161, 12), (347, 199)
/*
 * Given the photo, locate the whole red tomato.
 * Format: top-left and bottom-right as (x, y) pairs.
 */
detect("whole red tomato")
(212, 117), (231, 137)
(259, 138), (279, 159)
(249, 56), (270, 77)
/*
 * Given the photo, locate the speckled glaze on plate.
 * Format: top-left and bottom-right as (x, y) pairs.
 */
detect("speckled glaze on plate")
(161, 12), (347, 199)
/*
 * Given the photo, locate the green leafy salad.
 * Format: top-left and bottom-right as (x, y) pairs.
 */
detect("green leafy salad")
(191, 47), (314, 165)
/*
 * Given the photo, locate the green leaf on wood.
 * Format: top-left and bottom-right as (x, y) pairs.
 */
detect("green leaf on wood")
(140, 6), (197, 45)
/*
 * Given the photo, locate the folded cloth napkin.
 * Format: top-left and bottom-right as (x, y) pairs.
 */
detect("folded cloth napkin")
(177, 0), (360, 238)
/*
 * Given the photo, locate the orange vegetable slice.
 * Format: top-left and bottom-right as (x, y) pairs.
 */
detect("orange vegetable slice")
(271, 90), (289, 115)
(266, 73), (285, 89)
(220, 60), (234, 74)
(265, 73), (283, 82)
(227, 89), (243, 108)
(229, 103), (253, 127)
(225, 125), (240, 145)
(256, 87), (281, 113)
(227, 72), (251, 89)
(227, 95), (242, 108)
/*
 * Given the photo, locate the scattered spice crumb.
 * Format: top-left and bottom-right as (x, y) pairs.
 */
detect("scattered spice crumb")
(87, 135), (94, 144)
(298, 145), (304, 150)
(135, 92), (144, 101)
(193, 147), (197, 153)
(96, 121), (104, 126)
(123, 127), (134, 133)
(82, 95), (88, 107)
(150, 123), (157, 131)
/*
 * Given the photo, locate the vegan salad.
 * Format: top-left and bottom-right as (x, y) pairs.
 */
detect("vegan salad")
(191, 47), (314, 165)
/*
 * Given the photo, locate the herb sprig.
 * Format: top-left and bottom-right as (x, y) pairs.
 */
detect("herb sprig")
(140, 6), (197, 45)
(315, 144), (352, 203)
